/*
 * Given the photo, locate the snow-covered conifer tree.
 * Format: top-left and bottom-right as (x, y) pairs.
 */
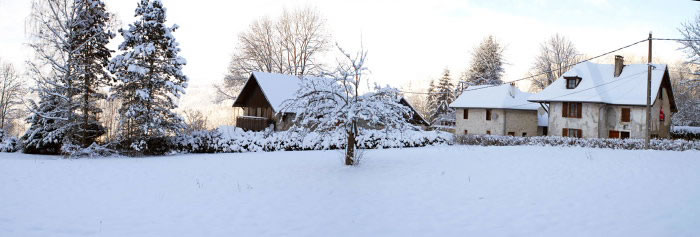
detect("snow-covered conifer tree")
(285, 44), (412, 165)
(462, 35), (505, 87)
(427, 69), (455, 128)
(109, 0), (188, 154)
(64, 0), (115, 148)
(23, 0), (113, 154)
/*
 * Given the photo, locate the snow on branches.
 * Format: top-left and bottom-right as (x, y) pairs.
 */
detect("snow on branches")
(284, 44), (413, 165)
(109, 0), (188, 154)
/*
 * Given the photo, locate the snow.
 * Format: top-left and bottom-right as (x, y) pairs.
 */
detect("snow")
(450, 84), (539, 110)
(1, 146), (699, 236)
(673, 126), (700, 134)
(538, 109), (549, 126)
(528, 61), (668, 106)
(248, 71), (303, 112)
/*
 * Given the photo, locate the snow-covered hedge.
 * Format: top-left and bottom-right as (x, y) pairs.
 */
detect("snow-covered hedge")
(671, 126), (700, 140)
(0, 130), (21, 153)
(457, 134), (700, 151)
(173, 126), (454, 154)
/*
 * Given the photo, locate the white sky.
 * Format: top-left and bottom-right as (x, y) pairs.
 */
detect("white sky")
(0, 0), (698, 100)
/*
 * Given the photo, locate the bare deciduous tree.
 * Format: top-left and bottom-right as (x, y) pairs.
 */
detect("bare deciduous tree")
(528, 34), (580, 92)
(0, 60), (27, 136)
(214, 6), (330, 103)
(184, 109), (209, 134)
(285, 44), (412, 166)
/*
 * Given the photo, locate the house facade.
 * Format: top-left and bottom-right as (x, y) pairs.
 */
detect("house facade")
(232, 72), (300, 131)
(232, 71), (430, 131)
(529, 56), (676, 139)
(449, 84), (545, 136)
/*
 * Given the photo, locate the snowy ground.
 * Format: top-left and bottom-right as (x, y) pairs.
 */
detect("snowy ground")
(1, 146), (699, 237)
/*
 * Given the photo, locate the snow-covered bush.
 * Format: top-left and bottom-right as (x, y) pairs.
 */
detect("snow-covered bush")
(172, 126), (454, 154)
(457, 135), (700, 151)
(671, 126), (700, 140)
(61, 143), (117, 158)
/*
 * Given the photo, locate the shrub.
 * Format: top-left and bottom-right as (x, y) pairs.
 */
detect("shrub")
(456, 134), (700, 151)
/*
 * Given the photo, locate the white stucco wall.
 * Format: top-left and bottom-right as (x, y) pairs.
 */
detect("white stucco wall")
(548, 102), (602, 138)
(548, 88), (673, 139)
(455, 108), (537, 136)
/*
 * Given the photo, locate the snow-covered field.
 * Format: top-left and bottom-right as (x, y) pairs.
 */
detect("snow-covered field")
(1, 146), (699, 237)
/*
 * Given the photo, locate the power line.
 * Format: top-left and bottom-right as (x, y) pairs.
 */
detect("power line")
(651, 38), (700, 42)
(402, 37), (649, 95)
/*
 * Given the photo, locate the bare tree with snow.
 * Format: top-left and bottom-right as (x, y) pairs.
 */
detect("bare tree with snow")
(285, 44), (412, 166)
(678, 13), (700, 91)
(214, 6), (330, 103)
(0, 60), (27, 136)
(528, 34), (580, 92)
(23, 0), (113, 154)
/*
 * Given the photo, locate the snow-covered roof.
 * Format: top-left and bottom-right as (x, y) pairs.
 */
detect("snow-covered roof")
(233, 72), (302, 112)
(528, 62), (668, 106)
(449, 84), (539, 110)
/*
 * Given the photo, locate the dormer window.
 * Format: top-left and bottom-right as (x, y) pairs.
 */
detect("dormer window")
(565, 76), (581, 89)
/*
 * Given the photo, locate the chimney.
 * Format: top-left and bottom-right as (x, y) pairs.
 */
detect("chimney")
(614, 55), (624, 77)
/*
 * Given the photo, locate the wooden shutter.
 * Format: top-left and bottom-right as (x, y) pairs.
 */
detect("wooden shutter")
(562, 102), (569, 118)
(463, 109), (468, 119)
(562, 128), (568, 137)
(576, 103), (582, 118)
(621, 108), (630, 122)
(577, 129), (583, 138)
(609, 130), (620, 139)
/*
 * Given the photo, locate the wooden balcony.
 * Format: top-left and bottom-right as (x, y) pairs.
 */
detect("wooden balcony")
(236, 116), (272, 131)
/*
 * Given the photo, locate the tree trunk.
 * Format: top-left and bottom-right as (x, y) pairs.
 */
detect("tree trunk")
(345, 129), (355, 166)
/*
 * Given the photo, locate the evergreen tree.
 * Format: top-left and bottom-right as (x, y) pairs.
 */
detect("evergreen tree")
(22, 90), (66, 154)
(109, 0), (188, 154)
(65, 0), (115, 148)
(424, 79), (437, 122)
(23, 0), (113, 154)
(427, 69), (455, 127)
(462, 35), (505, 88)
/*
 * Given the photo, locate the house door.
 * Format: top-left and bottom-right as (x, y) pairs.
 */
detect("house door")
(609, 130), (620, 139)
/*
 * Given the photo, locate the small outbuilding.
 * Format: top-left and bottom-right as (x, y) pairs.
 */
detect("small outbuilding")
(449, 84), (545, 136)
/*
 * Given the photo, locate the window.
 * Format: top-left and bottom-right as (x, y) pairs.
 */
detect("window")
(565, 77), (581, 89)
(522, 132), (527, 137)
(464, 130), (468, 135)
(562, 102), (582, 118)
(562, 128), (582, 138)
(486, 109), (492, 121)
(463, 109), (468, 119)
(486, 130), (491, 135)
(621, 108), (631, 122)
(507, 132), (515, 136)
(621, 131), (630, 139)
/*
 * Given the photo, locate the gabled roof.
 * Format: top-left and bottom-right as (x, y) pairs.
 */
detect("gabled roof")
(399, 97), (430, 126)
(449, 84), (539, 110)
(528, 62), (675, 111)
(232, 72), (301, 112)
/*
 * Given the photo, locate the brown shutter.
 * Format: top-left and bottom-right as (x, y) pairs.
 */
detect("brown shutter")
(562, 102), (569, 118)
(621, 108), (630, 122)
(463, 109), (468, 119)
(577, 103), (582, 118)
(562, 128), (568, 137)
(577, 129), (583, 138)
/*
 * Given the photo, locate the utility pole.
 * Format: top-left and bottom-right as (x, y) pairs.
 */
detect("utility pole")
(645, 32), (652, 149)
